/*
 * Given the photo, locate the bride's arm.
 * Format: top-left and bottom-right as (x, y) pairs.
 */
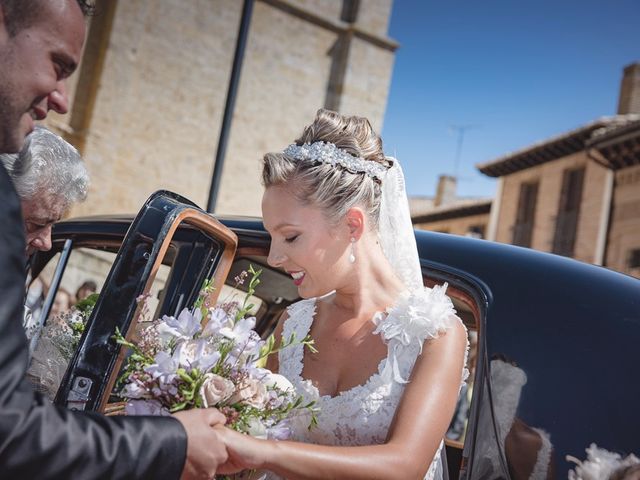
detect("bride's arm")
(218, 318), (468, 480)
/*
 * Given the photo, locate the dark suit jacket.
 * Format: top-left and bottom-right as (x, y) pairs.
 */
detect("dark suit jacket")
(0, 165), (187, 478)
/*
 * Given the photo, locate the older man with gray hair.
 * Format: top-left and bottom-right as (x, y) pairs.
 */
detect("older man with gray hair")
(0, 125), (89, 256)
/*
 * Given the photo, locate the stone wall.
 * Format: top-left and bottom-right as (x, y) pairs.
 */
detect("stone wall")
(607, 163), (640, 276)
(415, 213), (490, 237)
(495, 151), (609, 264)
(45, 0), (396, 218)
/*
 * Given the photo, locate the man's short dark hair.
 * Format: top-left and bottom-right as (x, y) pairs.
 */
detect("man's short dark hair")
(0, 0), (94, 36)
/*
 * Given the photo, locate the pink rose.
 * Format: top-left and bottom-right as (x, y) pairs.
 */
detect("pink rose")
(199, 373), (235, 407)
(228, 377), (268, 408)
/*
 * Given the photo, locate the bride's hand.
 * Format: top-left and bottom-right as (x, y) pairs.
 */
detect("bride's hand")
(214, 426), (269, 475)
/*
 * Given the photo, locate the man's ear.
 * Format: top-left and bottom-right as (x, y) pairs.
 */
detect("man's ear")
(345, 207), (365, 240)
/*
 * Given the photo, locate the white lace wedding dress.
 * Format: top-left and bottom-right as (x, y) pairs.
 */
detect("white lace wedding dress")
(267, 284), (469, 480)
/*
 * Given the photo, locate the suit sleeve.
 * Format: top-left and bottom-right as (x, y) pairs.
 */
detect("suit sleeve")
(0, 166), (188, 479)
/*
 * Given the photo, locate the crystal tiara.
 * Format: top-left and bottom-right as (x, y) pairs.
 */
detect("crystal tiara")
(283, 141), (388, 181)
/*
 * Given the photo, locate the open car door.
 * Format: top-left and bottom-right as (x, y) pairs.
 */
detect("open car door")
(54, 191), (237, 413)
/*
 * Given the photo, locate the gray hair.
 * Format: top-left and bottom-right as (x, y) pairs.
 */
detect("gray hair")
(262, 109), (390, 229)
(0, 126), (89, 207)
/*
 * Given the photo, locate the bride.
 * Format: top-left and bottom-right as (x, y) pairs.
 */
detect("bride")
(217, 109), (469, 480)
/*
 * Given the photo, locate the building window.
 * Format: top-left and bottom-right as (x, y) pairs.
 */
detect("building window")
(512, 181), (539, 247)
(552, 167), (585, 257)
(628, 249), (640, 269)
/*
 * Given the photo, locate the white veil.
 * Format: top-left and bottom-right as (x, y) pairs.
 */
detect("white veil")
(378, 159), (423, 291)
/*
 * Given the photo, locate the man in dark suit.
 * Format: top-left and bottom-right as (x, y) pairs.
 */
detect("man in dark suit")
(0, 1), (228, 478)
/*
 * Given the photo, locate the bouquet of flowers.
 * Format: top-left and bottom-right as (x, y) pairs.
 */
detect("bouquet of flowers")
(115, 266), (317, 440)
(46, 293), (99, 359)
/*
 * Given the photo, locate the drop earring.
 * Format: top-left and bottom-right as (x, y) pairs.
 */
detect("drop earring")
(349, 237), (356, 264)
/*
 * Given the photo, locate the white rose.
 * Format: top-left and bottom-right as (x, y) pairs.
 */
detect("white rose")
(263, 373), (294, 393)
(199, 373), (235, 407)
(246, 418), (268, 439)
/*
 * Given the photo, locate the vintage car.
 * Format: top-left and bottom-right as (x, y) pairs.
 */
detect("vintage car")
(26, 191), (640, 479)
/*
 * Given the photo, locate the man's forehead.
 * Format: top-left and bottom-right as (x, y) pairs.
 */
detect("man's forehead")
(35, 0), (86, 57)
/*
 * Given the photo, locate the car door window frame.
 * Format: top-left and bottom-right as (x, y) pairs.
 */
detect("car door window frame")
(54, 192), (238, 413)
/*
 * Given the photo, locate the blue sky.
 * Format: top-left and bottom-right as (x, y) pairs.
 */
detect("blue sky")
(381, 0), (640, 198)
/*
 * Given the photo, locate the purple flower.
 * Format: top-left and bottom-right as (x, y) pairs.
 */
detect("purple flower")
(173, 338), (221, 371)
(201, 307), (231, 338)
(157, 308), (202, 342)
(122, 379), (147, 399)
(145, 351), (179, 387)
(125, 399), (170, 416)
(219, 316), (256, 343)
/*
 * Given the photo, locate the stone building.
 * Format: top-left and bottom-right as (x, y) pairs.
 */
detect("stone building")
(477, 62), (640, 278)
(45, 0), (397, 217)
(411, 175), (492, 237)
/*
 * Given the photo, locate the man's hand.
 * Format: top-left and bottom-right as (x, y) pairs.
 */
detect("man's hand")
(174, 409), (228, 480)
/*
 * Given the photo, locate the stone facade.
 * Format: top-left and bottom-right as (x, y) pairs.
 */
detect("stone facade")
(414, 212), (490, 237)
(411, 176), (491, 239)
(478, 115), (640, 278)
(607, 163), (640, 277)
(493, 151), (610, 264)
(46, 0), (396, 217)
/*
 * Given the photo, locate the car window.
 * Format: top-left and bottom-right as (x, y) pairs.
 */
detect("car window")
(224, 254), (300, 338)
(25, 244), (171, 400)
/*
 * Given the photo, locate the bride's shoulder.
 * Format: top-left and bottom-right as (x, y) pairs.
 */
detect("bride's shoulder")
(375, 283), (461, 346)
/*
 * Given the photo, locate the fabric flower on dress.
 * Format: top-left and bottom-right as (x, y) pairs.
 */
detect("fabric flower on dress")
(567, 444), (640, 480)
(374, 285), (455, 350)
(373, 285), (457, 384)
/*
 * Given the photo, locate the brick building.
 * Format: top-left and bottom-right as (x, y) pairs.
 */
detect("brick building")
(477, 62), (640, 277)
(45, 0), (397, 216)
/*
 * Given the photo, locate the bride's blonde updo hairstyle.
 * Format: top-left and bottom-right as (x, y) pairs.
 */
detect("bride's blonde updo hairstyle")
(262, 109), (391, 229)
